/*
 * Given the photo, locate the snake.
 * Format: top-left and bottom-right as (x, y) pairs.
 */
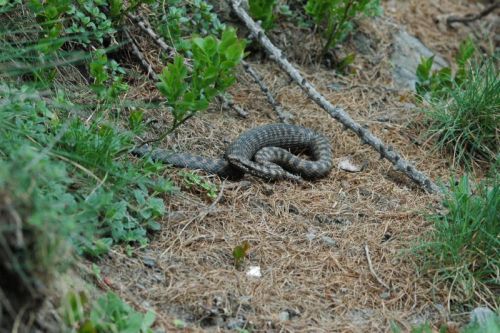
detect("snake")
(132, 124), (333, 181)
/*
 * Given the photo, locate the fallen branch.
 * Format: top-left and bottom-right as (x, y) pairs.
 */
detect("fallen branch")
(218, 94), (249, 118)
(447, 2), (499, 26)
(126, 13), (178, 61)
(230, 0), (441, 193)
(123, 28), (158, 81)
(242, 60), (293, 123)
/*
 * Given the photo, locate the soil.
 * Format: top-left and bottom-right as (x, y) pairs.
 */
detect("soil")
(76, 1), (497, 332)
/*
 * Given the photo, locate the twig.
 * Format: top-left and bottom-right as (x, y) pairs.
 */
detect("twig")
(447, 2), (500, 26)
(218, 94), (249, 118)
(242, 60), (293, 123)
(230, 0), (441, 194)
(364, 244), (390, 290)
(123, 28), (158, 81)
(126, 13), (178, 61)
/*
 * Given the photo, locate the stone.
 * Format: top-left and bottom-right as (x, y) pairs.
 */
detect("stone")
(391, 29), (448, 90)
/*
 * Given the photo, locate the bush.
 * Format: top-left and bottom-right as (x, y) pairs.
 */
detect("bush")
(423, 57), (499, 167)
(413, 175), (499, 305)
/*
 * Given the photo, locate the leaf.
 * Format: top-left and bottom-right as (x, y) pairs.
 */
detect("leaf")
(141, 311), (156, 330)
(146, 220), (161, 231)
(456, 38), (475, 67)
(128, 110), (143, 133)
(416, 56), (434, 82)
(337, 52), (356, 72)
(232, 241), (250, 268)
(109, 0), (123, 17)
(147, 197), (165, 217)
(78, 320), (97, 333)
(133, 189), (146, 206)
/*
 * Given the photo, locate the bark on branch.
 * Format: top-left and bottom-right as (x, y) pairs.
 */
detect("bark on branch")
(242, 60), (294, 123)
(447, 2), (500, 26)
(229, 0), (441, 193)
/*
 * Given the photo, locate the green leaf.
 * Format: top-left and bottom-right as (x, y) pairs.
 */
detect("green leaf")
(416, 56), (434, 82)
(142, 310), (156, 330)
(456, 38), (475, 67)
(232, 241), (250, 268)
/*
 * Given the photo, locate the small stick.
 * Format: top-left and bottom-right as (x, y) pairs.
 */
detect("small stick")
(364, 244), (390, 290)
(218, 94), (249, 118)
(230, 0), (441, 193)
(126, 13), (178, 61)
(242, 60), (293, 123)
(447, 2), (500, 26)
(123, 28), (158, 81)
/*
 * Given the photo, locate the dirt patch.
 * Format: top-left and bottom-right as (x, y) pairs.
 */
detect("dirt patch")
(92, 1), (496, 331)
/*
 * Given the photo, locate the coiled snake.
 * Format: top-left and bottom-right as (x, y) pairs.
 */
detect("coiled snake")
(132, 124), (333, 181)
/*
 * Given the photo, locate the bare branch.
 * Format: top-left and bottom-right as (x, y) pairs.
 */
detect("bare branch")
(123, 28), (158, 81)
(229, 0), (441, 193)
(364, 245), (391, 290)
(242, 60), (294, 123)
(218, 94), (249, 118)
(126, 13), (178, 61)
(447, 2), (500, 26)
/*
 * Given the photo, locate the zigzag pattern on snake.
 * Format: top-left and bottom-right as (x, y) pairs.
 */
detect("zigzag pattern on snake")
(132, 124), (333, 181)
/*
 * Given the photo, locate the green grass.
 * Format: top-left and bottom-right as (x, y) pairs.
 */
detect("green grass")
(423, 56), (499, 167)
(0, 5), (171, 330)
(412, 174), (499, 305)
(62, 291), (156, 332)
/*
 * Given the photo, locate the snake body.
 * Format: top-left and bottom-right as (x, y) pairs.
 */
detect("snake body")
(133, 124), (333, 181)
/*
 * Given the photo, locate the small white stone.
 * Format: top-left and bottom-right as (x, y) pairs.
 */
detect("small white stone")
(246, 266), (262, 278)
(279, 311), (290, 321)
(338, 158), (362, 172)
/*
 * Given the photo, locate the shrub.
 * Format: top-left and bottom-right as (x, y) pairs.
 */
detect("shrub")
(412, 175), (499, 305)
(305, 0), (382, 58)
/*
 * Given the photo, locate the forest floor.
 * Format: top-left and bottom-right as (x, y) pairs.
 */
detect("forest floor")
(85, 1), (497, 332)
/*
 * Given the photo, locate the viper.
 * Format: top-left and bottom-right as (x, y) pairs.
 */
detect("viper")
(132, 124), (333, 181)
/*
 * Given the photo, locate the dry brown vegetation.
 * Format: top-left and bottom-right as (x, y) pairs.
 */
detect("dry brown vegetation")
(78, 1), (500, 331)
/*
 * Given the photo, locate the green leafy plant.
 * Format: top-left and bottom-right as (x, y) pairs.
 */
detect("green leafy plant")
(390, 322), (447, 333)
(89, 50), (128, 102)
(462, 313), (500, 333)
(153, 0), (225, 51)
(232, 241), (250, 268)
(180, 171), (218, 199)
(305, 0), (381, 59)
(421, 55), (499, 166)
(157, 27), (245, 130)
(65, 1), (117, 44)
(62, 291), (156, 333)
(416, 39), (476, 101)
(412, 175), (499, 305)
(249, 0), (277, 30)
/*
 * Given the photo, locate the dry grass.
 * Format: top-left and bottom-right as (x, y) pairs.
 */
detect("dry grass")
(89, 1), (497, 331)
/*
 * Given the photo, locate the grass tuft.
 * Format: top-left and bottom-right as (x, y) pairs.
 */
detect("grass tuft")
(412, 174), (499, 305)
(423, 57), (499, 167)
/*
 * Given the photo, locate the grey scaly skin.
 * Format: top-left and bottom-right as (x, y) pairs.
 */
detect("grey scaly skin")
(132, 124), (333, 181)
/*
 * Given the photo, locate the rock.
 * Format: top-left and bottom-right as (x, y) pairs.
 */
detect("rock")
(469, 307), (496, 327)
(279, 311), (290, 321)
(338, 157), (363, 172)
(142, 256), (156, 268)
(353, 32), (374, 55)
(391, 29), (448, 90)
(320, 235), (337, 247)
(246, 266), (262, 278)
(226, 316), (247, 330)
